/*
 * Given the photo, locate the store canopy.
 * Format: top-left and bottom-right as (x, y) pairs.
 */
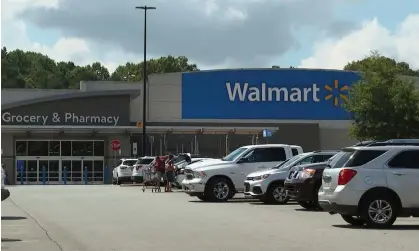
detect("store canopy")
(1, 125), (278, 135)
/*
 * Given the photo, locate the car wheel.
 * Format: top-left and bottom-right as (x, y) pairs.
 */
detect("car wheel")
(360, 194), (398, 229)
(341, 215), (365, 226)
(116, 175), (121, 185)
(205, 177), (234, 202)
(264, 183), (289, 204)
(298, 201), (317, 210)
(197, 194), (209, 201)
(112, 178), (117, 185)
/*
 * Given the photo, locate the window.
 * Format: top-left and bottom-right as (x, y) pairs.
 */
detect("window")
(268, 148), (287, 161)
(72, 141), (93, 156)
(291, 148), (299, 156)
(345, 150), (387, 167)
(322, 155), (335, 162)
(15, 141), (27, 156)
(222, 147), (249, 161)
(93, 141), (104, 156)
(388, 150), (419, 169)
(298, 156), (314, 165)
(27, 141), (49, 156)
(61, 141), (72, 156)
(136, 158), (154, 165)
(329, 151), (354, 169)
(123, 160), (137, 166)
(49, 141), (60, 156)
(246, 147), (287, 163)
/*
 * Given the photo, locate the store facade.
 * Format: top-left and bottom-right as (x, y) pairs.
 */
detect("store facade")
(6, 68), (410, 185)
(1, 90), (136, 185)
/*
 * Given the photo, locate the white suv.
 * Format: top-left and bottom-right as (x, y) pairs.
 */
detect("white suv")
(319, 146), (419, 228)
(131, 156), (155, 183)
(182, 144), (300, 202)
(245, 151), (337, 204)
(112, 158), (138, 185)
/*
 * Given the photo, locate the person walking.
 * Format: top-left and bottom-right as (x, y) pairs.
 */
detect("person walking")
(165, 154), (175, 192)
(154, 156), (166, 188)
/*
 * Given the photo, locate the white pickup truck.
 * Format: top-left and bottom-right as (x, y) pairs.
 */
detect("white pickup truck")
(182, 144), (302, 202)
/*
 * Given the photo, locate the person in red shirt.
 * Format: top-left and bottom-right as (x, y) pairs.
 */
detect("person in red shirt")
(154, 156), (166, 187)
(165, 154), (175, 192)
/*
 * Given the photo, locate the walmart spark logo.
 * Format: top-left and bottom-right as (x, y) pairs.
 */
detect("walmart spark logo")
(324, 80), (349, 107)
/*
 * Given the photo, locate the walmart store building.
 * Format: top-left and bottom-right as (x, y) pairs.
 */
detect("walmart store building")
(3, 69), (417, 185)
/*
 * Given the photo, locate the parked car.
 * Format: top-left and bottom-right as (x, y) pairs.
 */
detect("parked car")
(318, 145), (419, 228)
(182, 144), (302, 202)
(174, 157), (213, 188)
(1, 165), (10, 201)
(245, 151), (337, 204)
(131, 156), (155, 183)
(112, 158), (138, 185)
(285, 162), (331, 210)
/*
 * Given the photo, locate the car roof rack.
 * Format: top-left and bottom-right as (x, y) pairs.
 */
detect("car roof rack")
(367, 142), (419, 146)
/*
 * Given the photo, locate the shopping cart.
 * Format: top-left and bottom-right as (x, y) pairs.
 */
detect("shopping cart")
(142, 166), (161, 192)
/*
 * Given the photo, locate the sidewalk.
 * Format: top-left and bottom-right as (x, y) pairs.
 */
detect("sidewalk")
(1, 199), (61, 251)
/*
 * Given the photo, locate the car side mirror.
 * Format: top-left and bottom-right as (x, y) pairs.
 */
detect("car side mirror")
(237, 157), (249, 164)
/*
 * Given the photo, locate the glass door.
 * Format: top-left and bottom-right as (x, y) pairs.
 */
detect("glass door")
(16, 157), (62, 185)
(27, 160), (39, 184)
(15, 158), (40, 185)
(61, 157), (105, 184)
(71, 160), (83, 184)
(48, 160), (61, 184)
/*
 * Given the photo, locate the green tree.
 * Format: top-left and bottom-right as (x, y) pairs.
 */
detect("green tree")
(110, 55), (199, 81)
(345, 51), (418, 77)
(345, 53), (419, 140)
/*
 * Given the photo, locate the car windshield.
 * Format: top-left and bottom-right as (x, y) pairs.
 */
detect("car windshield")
(123, 160), (137, 166)
(222, 147), (248, 161)
(136, 158), (154, 165)
(273, 154), (308, 170)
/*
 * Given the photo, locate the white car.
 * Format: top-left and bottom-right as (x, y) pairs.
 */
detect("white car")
(174, 158), (213, 188)
(131, 156), (155, 183)
(112, 158), (138, 185)
(319, 145), (419, 228)
(182, 144), (301, 202)
(1, 166), (10, 201)
(245, 151), (338, 204)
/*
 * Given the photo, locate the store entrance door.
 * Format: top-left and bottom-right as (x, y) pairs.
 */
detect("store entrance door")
(15, 157), (62, 184)
(61, 158), (104, 184)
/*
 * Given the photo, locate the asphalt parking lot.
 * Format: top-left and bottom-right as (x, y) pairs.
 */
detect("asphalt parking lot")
(2, 185), (419, 251)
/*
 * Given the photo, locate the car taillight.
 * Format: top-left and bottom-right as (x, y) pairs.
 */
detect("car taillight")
(338, 169), (357, 185)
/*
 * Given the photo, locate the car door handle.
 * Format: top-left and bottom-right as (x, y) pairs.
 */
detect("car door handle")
(392, 172), (406, 176)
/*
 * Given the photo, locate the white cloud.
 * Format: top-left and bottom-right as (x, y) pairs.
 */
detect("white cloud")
(299, 14), (419, 70)
(1, 0), (139, 73)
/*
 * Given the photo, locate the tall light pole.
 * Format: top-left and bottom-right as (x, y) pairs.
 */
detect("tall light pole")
(135, 5), (156, 157)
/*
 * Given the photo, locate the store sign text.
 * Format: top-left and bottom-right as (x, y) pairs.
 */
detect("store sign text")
(2, 112), (120, 126)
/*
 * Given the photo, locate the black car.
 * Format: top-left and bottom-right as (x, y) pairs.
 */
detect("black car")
(284, 162), (329, 210)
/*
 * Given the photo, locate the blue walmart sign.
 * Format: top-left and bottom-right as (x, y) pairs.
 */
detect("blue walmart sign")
(181, 69), (361, 120)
